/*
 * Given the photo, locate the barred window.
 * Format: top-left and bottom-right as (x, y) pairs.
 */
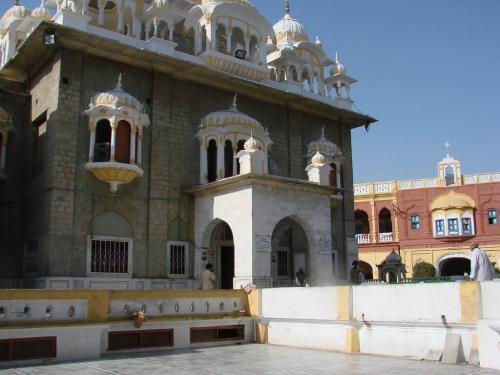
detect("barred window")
(277, 249), (289, 277)
(410, 215), (420, 230)
(89, 237), (131, 274)
(167, 241), (189, 277)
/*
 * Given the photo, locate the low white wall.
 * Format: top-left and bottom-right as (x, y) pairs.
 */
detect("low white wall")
(267, 321), (346, 351)
(353, 283), (461, 323)
(261, 287), (338, 320)
(480, 281), (500, 320)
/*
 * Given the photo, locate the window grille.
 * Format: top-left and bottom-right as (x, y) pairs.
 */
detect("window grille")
(448, 218), (459, 235)
(462, 218), (472, 234)
(435, 219), (445, 236)
(90, 238), (129, 274)
(488, 209), (498, 225)
(410, 215), (420, 230)
(170, 244), (186, 275)
(277, 250), (288, 277)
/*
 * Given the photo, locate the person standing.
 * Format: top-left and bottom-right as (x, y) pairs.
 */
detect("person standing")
(200, 263), (217, 289)
(350, 260), (364, 284)
(470, 243), (495, 281)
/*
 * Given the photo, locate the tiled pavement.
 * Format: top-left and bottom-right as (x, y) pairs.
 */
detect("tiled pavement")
(1, 344), (499, 375)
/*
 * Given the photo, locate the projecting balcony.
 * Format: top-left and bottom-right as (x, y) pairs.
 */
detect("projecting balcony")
(379, 232), (394, 242)
(355, 233), (371, 244)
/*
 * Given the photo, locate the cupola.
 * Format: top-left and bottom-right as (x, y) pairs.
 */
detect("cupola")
(0, 1), (30, 37)
(31, 0), (52, 22)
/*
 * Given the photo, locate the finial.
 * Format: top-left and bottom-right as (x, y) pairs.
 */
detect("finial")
(335, 52), (339, 64)
(230, 94), (238, 111)
(285, 0), (290, 15)
(116, 73), (122, 90)
(444, 141), (450, 157)
(315, 36), (322, 46)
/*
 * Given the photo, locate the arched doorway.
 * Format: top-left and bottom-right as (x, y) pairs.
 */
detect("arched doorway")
(358, 261), (373, 280)
(439, 256), (470, 277)
(355, 210), (370, 243)
(209, 221), (234, 289)
(271, 217), (308, 287)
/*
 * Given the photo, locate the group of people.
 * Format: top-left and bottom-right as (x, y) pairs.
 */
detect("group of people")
(200, 243), (496, 289)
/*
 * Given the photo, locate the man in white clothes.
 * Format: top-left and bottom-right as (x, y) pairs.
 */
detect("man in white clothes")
(470, 243), (495, 281)
(199, 263), (217, 289)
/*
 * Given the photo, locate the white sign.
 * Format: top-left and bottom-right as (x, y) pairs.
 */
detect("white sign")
(318, 239), (332, 254)
(255, 235), (272, 253)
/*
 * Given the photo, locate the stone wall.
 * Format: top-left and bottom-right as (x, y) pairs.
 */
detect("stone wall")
(0, 47), (355, 282)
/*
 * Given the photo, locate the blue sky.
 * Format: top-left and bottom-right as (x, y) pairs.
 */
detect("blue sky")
(3, 0), (499, 182)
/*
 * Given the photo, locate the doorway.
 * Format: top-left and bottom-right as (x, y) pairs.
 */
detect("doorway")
(220, 246), (234, 289)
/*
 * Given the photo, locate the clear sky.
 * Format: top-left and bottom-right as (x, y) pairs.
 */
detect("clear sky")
(2, 0), (499, 182)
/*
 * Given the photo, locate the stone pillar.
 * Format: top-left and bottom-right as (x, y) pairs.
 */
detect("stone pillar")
(216, 140), (224, 180)
(194, 27), (202, 55)
(130, 125), (137, 163)
(244, 38), (250, 58)
(82, 0), (89, 15)
(226, 32), (232, 54)
(97, 0), (105, 26)
(200, 143), (207, 184)
(232, 149), (237, 176)
(137, 130), (143, 166)
(110, 119), (117, 162)
(370, 200), (377, 243)
(117, 10), (124, 33)
(153, 18), (159, 38)
(132, 16), (141, 39)
(145, 22), (151, 40)
(259, 41), (266, 65)
(168, 23), (174, 41)
(88, 125), (96, 162)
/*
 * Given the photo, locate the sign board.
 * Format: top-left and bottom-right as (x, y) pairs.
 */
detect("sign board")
(255, 235), (272, 253)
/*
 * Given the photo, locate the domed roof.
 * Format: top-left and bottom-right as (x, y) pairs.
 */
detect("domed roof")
(384, 251), (402, 264)
(307, 127), (341, 158)
(0, 1), (30, 36)
(31, 0), (52, 22)
(330, 53), (346, 76)
(91, 74), (144, 113)
(429, 191), (475, 212)
(311, 151), (326, 165)
(244, 135), (258, 151)
(273, 13), (308, 44)
(200, 95), (265, 132)
(200, 0), (256, 10)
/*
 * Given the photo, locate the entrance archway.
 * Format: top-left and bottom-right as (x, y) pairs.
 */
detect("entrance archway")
(209, 221), (234, 289)
(358, 261), (373, 280)
(271, 217), (308, 287)
(439, 256), (470, 277)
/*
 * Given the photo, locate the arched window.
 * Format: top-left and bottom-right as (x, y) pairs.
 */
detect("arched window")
(158, 21), (168, 40)
(354, 210), (370, 235)
(329, 163), (337, 188)
(236, 139), (245, 175)
(231, 27), (245, 56)
(290, 66), (298, 81)
(224, 140), (233, 178)
(216, 24), (227, 53)
(445, 165), (455, 185)
(249, 35), (259, 63)
(207, 139), (217, 182)
(278, 70), (286, 82)
(115, 120), (131, 164)
(95, 119), (111, 162)
(379, 208), (393, 240)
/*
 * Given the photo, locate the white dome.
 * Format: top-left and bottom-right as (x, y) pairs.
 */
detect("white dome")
(273, 13), (308, 44)
(0, 2), (30, 36)
(91, 75), (144, 113)
(311, 151), (326, 165)
(244, 135), (258, 151)
(307, 127), (341, 158)
(200, 0), (256, 10)
(32, 0), (52, 22)
(330, 53), (346, 76)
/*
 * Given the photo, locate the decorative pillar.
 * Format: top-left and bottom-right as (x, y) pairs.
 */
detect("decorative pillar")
(110, 118), (117, 162)
(200, 143), (207, 184)
(117, 10), (125, 33)
(153, 18), (159, 38)
(346, 84), (351, 99)
(216, 140), (224, 179)
(244, 38), (250, 58)
(97, 0), (105, 26)
(232, 146), (237, 176)
(168, 22), (174, 41)
(130, 125), (137, 163)
(194, 26), (202, 55)
(137, 130), (143, 166)
(82, 0), (89, 15)
(88, 124), (96, 162)
(226, 32), (232, 54)
(145, 22), (151, 40)
(259, 41), (266, 65)
(370, 200), (377, 243)
(132, 16), (141, 39)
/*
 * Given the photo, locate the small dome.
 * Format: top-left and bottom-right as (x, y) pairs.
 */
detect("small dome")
(200, 95), (265, 133)
(385, 251), (402, 264)
(273, 13), (308, 45)
(91, 74), (144, 113)
(307, 127), (341, 158)
(429, 191), (475, 212)
(330, 53), (346, 76)
(244, 135), (258, 151)
(311, 151), (326, 165)
(0, 2), (30, 36)
(32, 0), (52, 22)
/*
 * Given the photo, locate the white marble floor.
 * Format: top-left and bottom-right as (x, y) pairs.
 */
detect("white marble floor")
(1, 344), (499, 375)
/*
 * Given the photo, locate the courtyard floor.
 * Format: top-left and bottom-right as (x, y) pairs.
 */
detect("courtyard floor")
(1, 344), (499, 375)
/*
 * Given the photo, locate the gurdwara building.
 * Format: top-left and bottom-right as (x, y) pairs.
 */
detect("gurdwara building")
(0, 0), (375, 290)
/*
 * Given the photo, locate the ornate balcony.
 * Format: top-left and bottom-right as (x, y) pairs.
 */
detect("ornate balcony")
(355, 233), (371, 244)
(85, 162), (143, 193)
(379, 232), (394, 242)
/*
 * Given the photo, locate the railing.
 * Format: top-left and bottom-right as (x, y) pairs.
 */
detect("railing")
(379, 232), (393, 242)
(355, 233), (371, 244)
